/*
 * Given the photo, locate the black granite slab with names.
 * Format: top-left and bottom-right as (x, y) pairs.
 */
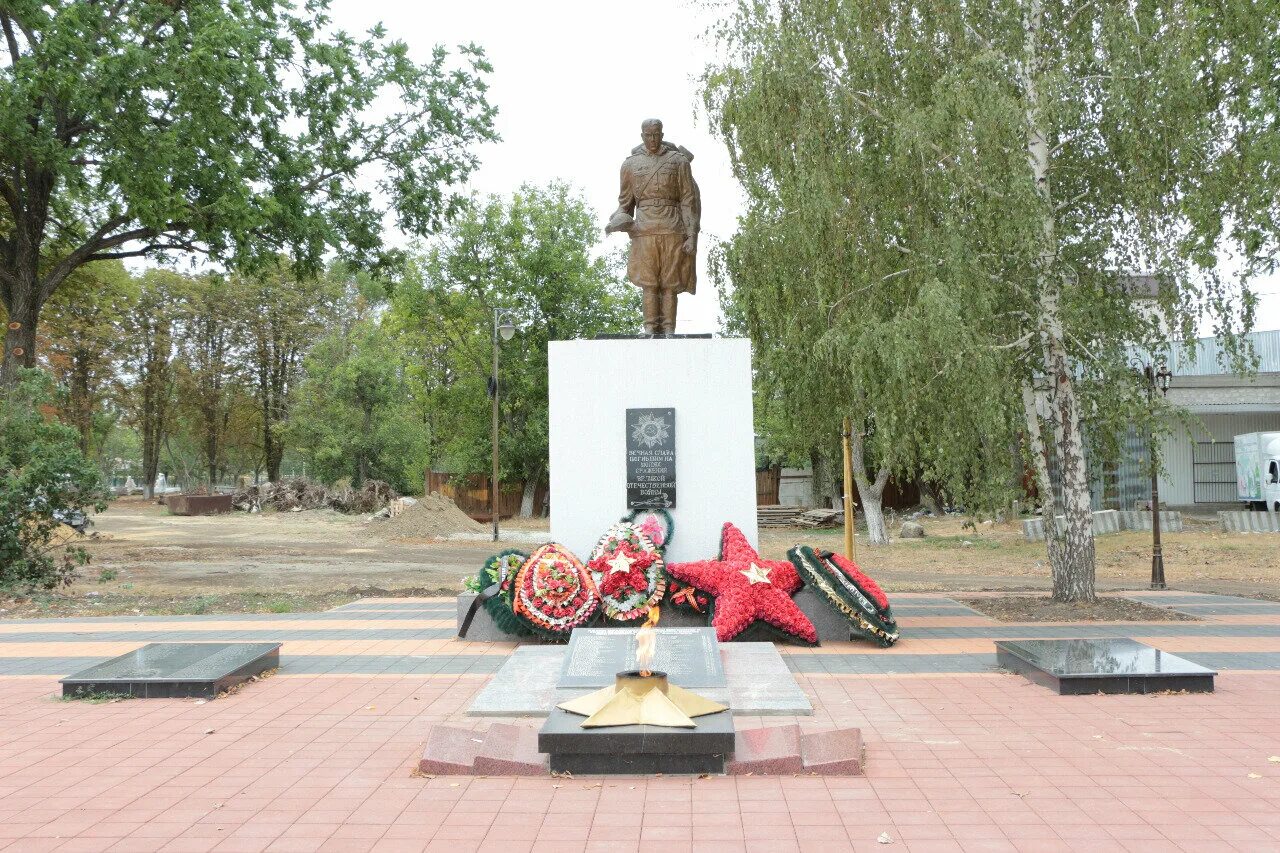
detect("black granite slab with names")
(60, 642), (281, 699)
(558, 628), (725, 689)
(995, 638), (1216, 694)
(625, 407), (676, 509)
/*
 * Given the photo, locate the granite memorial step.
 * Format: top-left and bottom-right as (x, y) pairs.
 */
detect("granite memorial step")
(996, 638), (1216, 694)
(60, 642), (280, 699)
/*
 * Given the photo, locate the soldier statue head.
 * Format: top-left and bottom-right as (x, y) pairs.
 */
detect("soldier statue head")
(640, 118), (664, 155)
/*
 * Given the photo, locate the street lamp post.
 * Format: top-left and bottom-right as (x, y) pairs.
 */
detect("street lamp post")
(490, 310), (516, 542)
(1145, 362), (1173, 590)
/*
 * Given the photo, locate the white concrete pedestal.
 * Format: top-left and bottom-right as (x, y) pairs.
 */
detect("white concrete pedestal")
(549, 338), (758, 564)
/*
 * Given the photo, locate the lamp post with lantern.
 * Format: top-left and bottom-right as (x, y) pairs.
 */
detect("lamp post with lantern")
(1144, 362), (1173, 589)
(490, 310), (516, 542)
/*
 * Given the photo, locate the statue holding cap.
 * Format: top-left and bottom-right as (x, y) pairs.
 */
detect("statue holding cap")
(606, 119), (701, 337)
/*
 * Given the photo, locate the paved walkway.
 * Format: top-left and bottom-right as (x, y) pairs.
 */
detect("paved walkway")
(1, 592), (1278, 852)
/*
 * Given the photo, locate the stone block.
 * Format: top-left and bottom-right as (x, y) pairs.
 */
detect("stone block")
(800, 728), (864, 775)
(539, 707), (734, 775)
(793, 586), (852, 642)
(455, 592), (517, 642)
(473, 723), (547, 776)
(728, 724), (802, 775)
(418, 725), (484, 775)
(549, 338), (758, 565)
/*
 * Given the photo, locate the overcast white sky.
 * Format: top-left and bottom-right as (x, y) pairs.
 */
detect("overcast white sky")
(326, 0), (1279, 336)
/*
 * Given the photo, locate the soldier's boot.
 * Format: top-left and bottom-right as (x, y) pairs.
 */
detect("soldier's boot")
(658, 288), (678, 337)
(643, 288), (661, 337)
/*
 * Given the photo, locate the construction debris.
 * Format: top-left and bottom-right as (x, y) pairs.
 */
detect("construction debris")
(231, 478), (400, 515)
(757, 505), (803, 527)
(795, 508), (842, 528)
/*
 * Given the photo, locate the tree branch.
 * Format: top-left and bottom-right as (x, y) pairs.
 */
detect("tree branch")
(1, 13), (21, 66)
(37, 216), (140, 299)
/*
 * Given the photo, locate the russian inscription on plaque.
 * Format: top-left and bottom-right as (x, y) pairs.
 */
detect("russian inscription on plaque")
(558, 628), (725, 688)
(626, 407), (676, 509)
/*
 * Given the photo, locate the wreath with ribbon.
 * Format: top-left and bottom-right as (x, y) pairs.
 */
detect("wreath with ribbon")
(473, 548), (531, 636)
(787, 545), (899, 647)
(512, 542), (601, 638)
(586, 523), (666, 623)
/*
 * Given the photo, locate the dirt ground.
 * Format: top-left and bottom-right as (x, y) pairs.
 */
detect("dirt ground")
(956, 595), (1198, 623)
(3, 499), (1276, 617)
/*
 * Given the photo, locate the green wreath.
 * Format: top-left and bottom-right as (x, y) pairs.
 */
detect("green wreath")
(475, 548), (532, 636)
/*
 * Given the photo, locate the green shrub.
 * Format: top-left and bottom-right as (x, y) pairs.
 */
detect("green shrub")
(1, 370), (108, 589)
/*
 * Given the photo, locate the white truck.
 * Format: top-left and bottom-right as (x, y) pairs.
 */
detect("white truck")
(1234, 432), (1280, 511)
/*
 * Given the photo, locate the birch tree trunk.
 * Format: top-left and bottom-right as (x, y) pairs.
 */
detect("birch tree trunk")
(1021, 0), (1096, 601)
(848, 425), (891, 545)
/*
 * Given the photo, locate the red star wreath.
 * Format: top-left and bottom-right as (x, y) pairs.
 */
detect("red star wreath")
(666, 522), (817, 645)
(588, 542), (655, 597)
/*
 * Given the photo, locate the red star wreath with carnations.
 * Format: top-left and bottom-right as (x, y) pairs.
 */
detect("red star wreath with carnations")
(666, 522), (817, 645)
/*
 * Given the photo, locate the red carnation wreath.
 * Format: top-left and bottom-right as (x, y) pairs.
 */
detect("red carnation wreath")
(512, 542), (600, 637)
(666, 522), (817, 645)
(586, 523), (666, 623)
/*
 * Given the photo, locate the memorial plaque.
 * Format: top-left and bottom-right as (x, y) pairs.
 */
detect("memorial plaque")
(996, 638), (1216, 694)
(61, 642), (281, 699)
(626, 407), (676, 509)
(558, 627), (724, 688)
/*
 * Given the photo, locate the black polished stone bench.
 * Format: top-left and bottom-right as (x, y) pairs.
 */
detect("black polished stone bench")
(61, 642), (281, 699)
(539, 707), (735, 774)
(995, 638), (1215, 695)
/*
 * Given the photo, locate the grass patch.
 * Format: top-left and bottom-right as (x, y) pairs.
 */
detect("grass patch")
(912, 536), (1003, 550)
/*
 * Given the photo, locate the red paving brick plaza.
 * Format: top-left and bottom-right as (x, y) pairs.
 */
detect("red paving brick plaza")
(2, 592), (1279, 852)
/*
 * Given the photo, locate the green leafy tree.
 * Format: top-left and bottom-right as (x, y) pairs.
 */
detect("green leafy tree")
(392, 183), (640, 515)
(0, 1), (496, 384)
(0, 369), (107, 589)
(704, 0), (1273, 599)
(38, 261), (136, 455)
(288, 321), (429, 492)
(236, 261), (344, 483)
(120, 269), (183, 498)
(174, 274), (243, 489)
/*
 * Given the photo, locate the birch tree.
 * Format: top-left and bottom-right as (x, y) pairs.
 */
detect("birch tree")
(704, 0), (1272, 600)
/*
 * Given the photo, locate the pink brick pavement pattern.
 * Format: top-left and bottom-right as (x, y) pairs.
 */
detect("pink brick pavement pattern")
(0, 593), (1278, 851)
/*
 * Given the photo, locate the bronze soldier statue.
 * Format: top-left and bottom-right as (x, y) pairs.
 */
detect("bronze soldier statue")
(606, 119), (701, 337)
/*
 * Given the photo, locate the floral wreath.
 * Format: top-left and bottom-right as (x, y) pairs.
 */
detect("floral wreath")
(622, 508), (674, 553)
(587, 523), (666, 623)
(512, 542), (600, 638)
(666, 522), (817, 645)
(787, 545), (899, 647)
(474, 548), (531, 636)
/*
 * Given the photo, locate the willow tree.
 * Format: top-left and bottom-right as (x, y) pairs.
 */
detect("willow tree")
(1, 1), (495, 384)
(704, 0), (1272, 600)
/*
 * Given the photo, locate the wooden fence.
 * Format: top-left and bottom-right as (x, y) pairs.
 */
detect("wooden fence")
(424, 472), (546, 521)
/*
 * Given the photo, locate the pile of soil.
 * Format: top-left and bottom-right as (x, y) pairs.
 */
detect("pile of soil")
(959, 595), (1198, 623)
(379, 492), (485, 539)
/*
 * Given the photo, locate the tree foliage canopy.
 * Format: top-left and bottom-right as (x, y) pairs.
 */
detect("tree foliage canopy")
(704, 0), (1278, 595)
(0, 0), (497, 380)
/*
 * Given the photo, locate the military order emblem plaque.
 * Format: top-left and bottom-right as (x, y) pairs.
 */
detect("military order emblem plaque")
(626, 407), (676, 509)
